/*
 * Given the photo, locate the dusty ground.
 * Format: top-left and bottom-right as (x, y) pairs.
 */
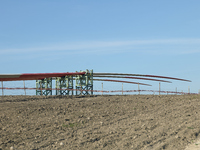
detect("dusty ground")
(0, 94), (200, 150)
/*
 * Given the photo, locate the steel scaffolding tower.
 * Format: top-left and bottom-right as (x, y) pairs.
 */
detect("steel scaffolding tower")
(55, 75), (73, 95)
(36, 78), (52, 96)
(75, 69), (93, 95)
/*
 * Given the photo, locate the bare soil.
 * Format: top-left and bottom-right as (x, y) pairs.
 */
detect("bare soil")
(0, 95), (200, 150)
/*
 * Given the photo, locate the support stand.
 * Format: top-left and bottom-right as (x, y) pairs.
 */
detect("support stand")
(75, 69), (93, 95)
(36, 78), (52, 96)
(55, 75), (73, 95)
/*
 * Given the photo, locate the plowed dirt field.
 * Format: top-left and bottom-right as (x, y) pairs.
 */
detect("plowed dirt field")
(0, 95), (200, 150)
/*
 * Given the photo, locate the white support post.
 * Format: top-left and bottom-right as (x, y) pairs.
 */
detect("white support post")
(138, 83), (140, 95)
(159, 82), (161, 95)
(188, 86), (190, 94)
(23, 81), (26, 96)
(1, 81), (3, 96)
(102, 83), (103, 96)
(122, 83), (123, 95)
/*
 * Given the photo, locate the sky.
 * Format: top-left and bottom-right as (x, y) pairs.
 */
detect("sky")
(0, 0), (200, 94)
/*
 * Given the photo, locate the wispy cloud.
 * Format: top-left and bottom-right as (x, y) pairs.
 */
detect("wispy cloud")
(0, 38), (200, 55)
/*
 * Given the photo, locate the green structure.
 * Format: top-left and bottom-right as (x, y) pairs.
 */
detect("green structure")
(55, 75), (73, 95)
(75, 69), (93, 95)
(35, 69), (94, 96)
(36, 78), (52, 96)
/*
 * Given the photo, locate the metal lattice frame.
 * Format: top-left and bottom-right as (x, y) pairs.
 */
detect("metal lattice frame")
(55, 75), (73, 95)
(75, 69), (93, 95)
(36, 78), (52, 96)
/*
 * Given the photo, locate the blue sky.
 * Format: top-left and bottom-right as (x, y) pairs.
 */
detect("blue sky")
(0, 0), (200, 94)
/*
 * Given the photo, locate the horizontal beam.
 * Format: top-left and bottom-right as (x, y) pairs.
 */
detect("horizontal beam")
(94, 75), (172, 83)
(94, 79), (151, 86)
(0, 87), (109, 93)
(0, 72), (86, 81)
(0, 72), (192, 83)
(0, 87), (196, 95)
(94, 73), (191, 82)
